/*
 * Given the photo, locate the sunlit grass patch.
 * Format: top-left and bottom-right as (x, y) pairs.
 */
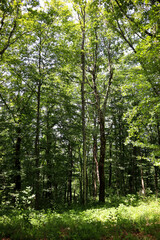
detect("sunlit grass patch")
(1, 196), (160, 239)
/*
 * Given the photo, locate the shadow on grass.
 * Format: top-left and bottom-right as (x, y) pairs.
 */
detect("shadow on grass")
(1, 196), (160, 240)
(1, 214), (160, 240)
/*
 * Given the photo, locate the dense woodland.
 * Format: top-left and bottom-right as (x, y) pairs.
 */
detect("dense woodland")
(0, 0), (160, 211)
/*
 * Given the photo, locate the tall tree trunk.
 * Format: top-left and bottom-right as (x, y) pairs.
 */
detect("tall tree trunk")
(81, 6), (87, 206)
(128, 143), (136, 194)
(114, 116), (120, 195)
(35, 35), (42, 210)
(99, 110), (106, 202)
(14, 126), (21, 191)
(68, 144), (73, 204)
(45, 110), (52, 203)
(78, 146), (83, 203)
(109, 143), (112, 188)
(92, 51), (106, 202)
(35, 82), (41, 209)
(93, 112), (99, 198)
(93, 38), (113, 202)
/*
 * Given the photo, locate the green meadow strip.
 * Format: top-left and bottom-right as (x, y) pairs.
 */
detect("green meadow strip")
(1, 197), (160, 239)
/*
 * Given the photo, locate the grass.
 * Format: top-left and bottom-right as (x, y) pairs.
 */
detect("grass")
(1, 195), (160, 239)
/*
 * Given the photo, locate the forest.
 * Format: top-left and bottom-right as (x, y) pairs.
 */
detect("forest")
(0, 0), (160, 239)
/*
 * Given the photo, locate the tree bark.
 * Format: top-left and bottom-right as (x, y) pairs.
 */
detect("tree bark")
(90, 37), (113, 203)
(14, 126), (21, 191)
(45, 109), (52, 203)
(68, 144), (73, 204)
(35, 35), (42, 210)
(109, 143), (112, 188)
(99, 110), (106, 202)
(35, 82), (41, 209)
(80, 5), (87, 206)
(93, 112), (99, 197)
(141, 167), (145, 196)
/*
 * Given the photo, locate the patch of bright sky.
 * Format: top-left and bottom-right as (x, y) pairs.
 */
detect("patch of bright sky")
(39, 0), (46, 8)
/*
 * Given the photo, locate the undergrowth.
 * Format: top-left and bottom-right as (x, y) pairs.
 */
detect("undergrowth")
(0, 195), (160, 240)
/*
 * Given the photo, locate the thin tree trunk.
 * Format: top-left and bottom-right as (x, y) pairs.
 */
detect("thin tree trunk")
(87, 27), (113, 203)
(35, 82), (41, 209)
(99, 110), (106, 202)
(93, 113), (99, 198)
(114, 116), (120, 194)
(45, 110), (52, 202)
(78, 146), (83, 203)
(81, 6), (87, 206)
(91, 49), (106, 202)
(14, 126), (21, 191)
(141, 167), (145, 196)
(35, 35), (42, 210)
(68, 144), (73, 204)
(109, 143), (112, 188)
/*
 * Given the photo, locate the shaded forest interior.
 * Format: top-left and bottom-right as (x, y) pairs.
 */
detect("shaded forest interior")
(0, 0), (160, 211)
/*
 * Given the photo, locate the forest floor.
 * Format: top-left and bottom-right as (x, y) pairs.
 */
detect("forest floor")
(1, 195), (160, 239)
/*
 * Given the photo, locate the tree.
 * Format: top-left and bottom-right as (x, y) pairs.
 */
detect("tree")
(0, 0), (39, 57)
(72, 0), (87, 205)
(85, 2), (114, 202)
(0, 0), (160, 209)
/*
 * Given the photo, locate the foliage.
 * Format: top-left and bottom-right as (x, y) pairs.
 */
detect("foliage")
(0, 0), (160, 216)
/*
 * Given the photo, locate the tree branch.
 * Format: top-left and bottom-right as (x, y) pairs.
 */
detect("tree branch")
(0, 20), (17, 56)
(0, 93), (17, 123)
(0, 12), (6, 32)
(114, 0), (154, 37)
